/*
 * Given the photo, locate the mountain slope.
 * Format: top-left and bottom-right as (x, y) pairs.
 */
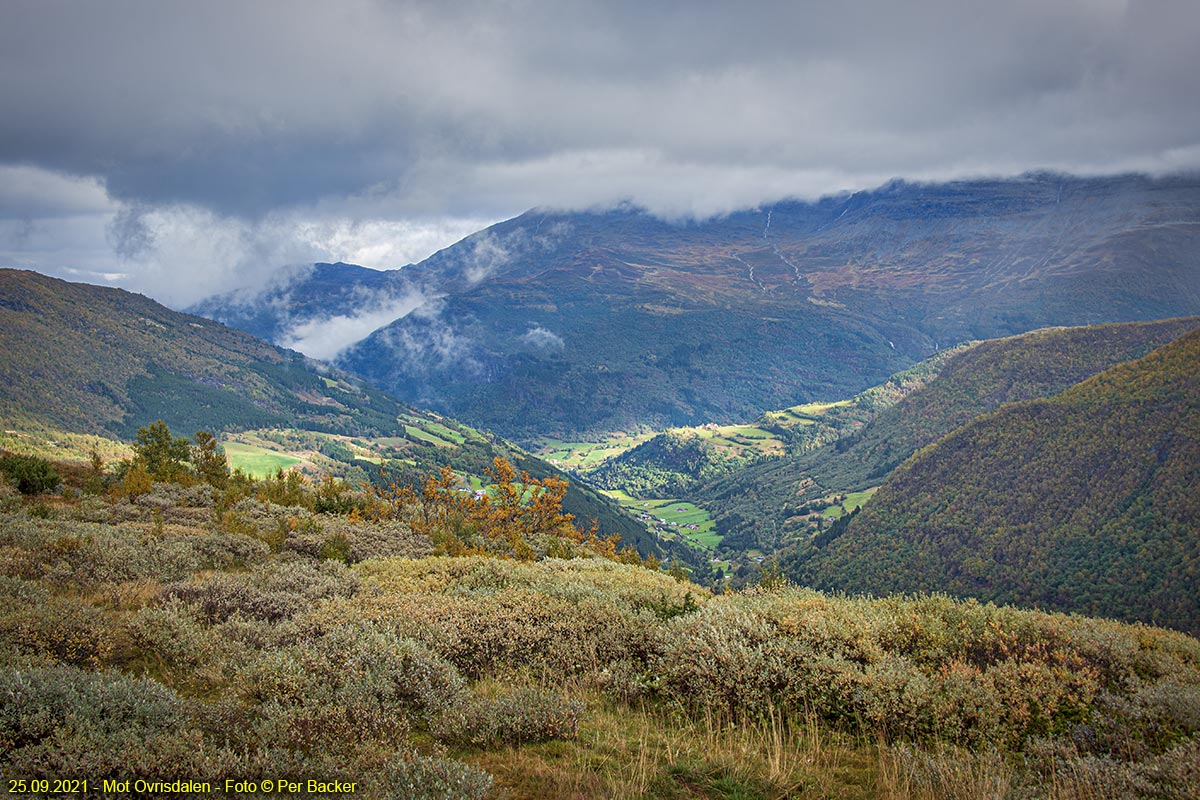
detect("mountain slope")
(0, 269), (653, 554)
(196, 173), (1200, 440)
(0, 268), (419, 440)
(787, 328), (1200, 633)
(698, 317), (1200, 553)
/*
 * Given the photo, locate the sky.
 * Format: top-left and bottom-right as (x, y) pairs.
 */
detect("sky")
(1, 0), (1199, 306)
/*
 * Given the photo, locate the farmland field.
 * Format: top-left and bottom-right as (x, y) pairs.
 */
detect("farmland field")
(404, 424), (457, 447)
(532, 432), (655, 470)
(820, 487), (879, 519)
(605, 492), (723, 550)
(222, 441), (303, 478)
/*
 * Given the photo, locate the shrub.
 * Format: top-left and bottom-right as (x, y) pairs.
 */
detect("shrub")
(122, 600), (242, 690)
(0, 516), (270, 588)
(0, 575), (49, 607)
(237, 625), (466, 752)
(373, 752), (493, 800)
(0, 475), (20, 511)
(318, 588), (662, 681)
(355, 555), (705, 616)
(654, 587), (1120, 748)
(318, 532), (352, 563)
(0, 664), (191, 778)
(0, 454), (60, 495)
(162, 556), (359, 623)
(285, 518), (431, 563)
(433, 685), (584, 747)
(0, 598), (115, 667)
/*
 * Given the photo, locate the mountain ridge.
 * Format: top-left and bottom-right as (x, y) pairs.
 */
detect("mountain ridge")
(191, 173), (1200, 440)
(785, 326), (1200, 633)
(695, 315), (1200, 555)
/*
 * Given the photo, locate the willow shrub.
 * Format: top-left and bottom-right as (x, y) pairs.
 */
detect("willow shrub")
(655, 587), (1200, 752)
(161, 554), (359, 623)
(433, 684), (585, 748)
(318, 556), (692, 680)
(236, 623), (466, 755)
(0, 512), (269, 587)
(0, 665), (197, 780)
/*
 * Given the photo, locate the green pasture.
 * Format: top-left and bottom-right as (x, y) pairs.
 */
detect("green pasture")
(820, 487), (879, 519)
(533, 433), (653, 470)
(404, 425), (457, 448)
(690, 424), (783, 457)
(421, 421), (466, 445)
(223, 441), (303, 478)
(764, 400), (852, 428)
(606, 492), (723, 550)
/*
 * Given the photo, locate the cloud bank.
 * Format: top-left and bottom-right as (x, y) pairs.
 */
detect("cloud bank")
(2, 0), (1198, 304)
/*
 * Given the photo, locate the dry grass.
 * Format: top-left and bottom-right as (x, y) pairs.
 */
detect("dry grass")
(876, 742), (1012, 800)
(468, 693), (879, 800)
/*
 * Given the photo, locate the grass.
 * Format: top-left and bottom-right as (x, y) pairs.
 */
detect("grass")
(0, 425), (132, 464)
(422, 421), (467, 445)
(689, 425), (784, 458)
(404, 424), (458, 448)
(221, 441), (303, 478)
(606, 493), (724, 550)
(533, 433), (656, 470)
(467, 696), (880, 800)
(760, 400), (851, 429)
(819, 488), (878, 520)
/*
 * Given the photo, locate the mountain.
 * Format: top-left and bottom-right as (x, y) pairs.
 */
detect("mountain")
(697, 317), (1200, 553)
(193, 173), (1200, 440)
(0, 268), (464, 442)
(189, 262), (414, 351)
(786, 327), (1200, 634)
(0, 269), (653, 554)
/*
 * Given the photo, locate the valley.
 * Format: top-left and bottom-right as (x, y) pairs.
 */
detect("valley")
(7, 4), (1200, 794)
(4, 183), (1200, 799)
(195, 174), (1200, 442)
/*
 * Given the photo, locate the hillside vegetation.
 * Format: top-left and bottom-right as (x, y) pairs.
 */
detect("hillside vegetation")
(0, 269), (654, 555)
(698, 317), (1200, 558)
(789, 327), (1200, 634)
(1, 460), (1198, 798)
(0, 268), (421, 441)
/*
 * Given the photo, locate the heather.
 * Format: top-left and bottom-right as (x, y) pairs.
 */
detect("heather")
(1, 460), (1197, 798)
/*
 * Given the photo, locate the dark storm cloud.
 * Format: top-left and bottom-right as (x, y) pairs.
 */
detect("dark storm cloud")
(5, 0), (1200, 216)
(2, 0), (1198, 303)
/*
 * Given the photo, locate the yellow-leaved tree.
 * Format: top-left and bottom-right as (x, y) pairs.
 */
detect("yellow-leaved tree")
(370, 456), (626, 562)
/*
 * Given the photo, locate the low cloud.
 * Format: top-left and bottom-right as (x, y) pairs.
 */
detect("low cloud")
(520, 324), (564, 352)
(0, 167), (499, 307)
(2, 2), (1199, 305)
(462, 233), (513, 286)
(278, 287), (430, 361)
(375, 298), (481, 375)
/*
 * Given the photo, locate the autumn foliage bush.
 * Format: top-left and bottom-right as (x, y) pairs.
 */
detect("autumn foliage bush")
(2, 457), (1200, 798)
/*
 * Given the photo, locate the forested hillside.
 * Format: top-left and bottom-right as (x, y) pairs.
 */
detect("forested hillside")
(699, 317), (1200, 555)
(787, 328), (1200, 634)
(0, 269), (402, 440)
(0, 270), (654, 554)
